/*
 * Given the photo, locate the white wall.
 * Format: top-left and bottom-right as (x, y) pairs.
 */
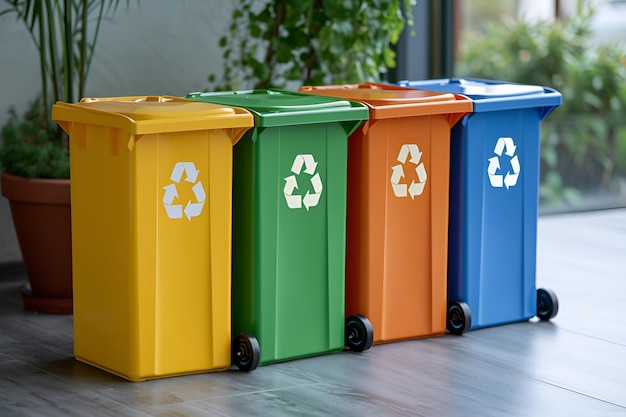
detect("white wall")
(0, 0), (234, 263)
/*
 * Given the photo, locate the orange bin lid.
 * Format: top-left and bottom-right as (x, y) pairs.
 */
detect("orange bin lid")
(300, 83), (472, 120)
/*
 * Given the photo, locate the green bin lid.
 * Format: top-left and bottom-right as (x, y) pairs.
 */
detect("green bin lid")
(187, 90), (369, 128)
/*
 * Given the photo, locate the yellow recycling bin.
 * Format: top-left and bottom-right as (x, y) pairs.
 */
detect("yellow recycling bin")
(52, 96), (253, 381)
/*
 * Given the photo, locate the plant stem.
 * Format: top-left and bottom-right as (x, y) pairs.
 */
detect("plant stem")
(37, 0), (49, 119)
(84, 1), (105, 99)
(257, 1), (285, 89)
(303, 0), (322, 85)
(79, 0), (89, 100)
(44, 0), (60, 108)
(63, 0), (73, 103)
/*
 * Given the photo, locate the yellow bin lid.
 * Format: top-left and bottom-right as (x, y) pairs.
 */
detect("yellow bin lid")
(52, 96), (254, 149)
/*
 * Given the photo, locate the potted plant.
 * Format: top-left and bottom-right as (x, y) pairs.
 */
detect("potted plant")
(1, 98), (71, 313)
(0, 0), (127, 313)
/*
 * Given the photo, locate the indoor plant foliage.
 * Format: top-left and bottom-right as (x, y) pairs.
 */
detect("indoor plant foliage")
(209, 0), (416, 90)
(456, 2), (626, 209)
(1, 0), (126, 121)
(0, 0), (127, 313)
(0, 98), (69, 179)
(0, 0), (126, 179)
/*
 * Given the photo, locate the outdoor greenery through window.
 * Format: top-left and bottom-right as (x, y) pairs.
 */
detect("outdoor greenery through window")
(455, 0), (626, 213)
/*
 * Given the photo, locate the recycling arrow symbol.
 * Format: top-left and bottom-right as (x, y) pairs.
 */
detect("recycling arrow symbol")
(283, 154), (323, 211)
(390, 144), (427, 199)
(162, 162), (206, 221)
(487, 137), (520, 189)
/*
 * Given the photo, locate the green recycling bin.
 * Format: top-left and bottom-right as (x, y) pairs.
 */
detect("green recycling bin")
(187, 90), (372, 370)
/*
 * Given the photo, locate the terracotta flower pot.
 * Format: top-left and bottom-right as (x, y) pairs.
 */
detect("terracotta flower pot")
(1, 171), (72, 314)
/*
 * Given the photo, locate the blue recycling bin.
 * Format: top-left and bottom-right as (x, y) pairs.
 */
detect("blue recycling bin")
(397, 78), (562, 333)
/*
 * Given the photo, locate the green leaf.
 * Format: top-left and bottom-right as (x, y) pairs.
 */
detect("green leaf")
(206, 0), (414, 91)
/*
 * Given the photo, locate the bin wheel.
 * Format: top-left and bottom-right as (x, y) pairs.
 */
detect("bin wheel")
(345, 314), (374, 352)
(537, 288), (559, 320)
(232, 333), (260, 372)
(447, 301), (471, 335)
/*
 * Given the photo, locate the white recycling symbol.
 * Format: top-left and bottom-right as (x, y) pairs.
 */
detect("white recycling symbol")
(487, 137), (520, 189)
(390, 144), (427, 199)
(162, 162), (206, 221)
(283, 154), (323, 211)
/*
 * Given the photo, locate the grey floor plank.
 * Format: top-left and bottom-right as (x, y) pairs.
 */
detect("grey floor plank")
(537, 210), (626, 345)
(2, 209), (626, 416)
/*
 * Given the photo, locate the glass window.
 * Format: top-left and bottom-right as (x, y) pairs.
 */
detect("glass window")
(454, 0), (626, 213)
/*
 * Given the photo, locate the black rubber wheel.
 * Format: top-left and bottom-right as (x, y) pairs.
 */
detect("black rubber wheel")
(232, 333), (260, 372)
(345, 314), (374, 352)
(447, 301), (471, 335)
(537, 288), (559, 320)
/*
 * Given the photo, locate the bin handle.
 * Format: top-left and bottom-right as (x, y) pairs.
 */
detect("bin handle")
(80, 96), (173, 103)
(145, 96), (172, 102)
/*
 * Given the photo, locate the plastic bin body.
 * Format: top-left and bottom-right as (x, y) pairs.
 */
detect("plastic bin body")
(300, 83), (472, 343)
(398, 78), (562, 329)
(52, 96), (253, 381)
(188, 90), (368, 365)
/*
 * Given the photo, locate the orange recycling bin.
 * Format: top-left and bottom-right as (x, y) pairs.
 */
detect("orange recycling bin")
(300, 83), (472, 343)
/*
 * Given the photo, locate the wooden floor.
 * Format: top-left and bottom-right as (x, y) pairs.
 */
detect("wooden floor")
(1, 209), (625, 416)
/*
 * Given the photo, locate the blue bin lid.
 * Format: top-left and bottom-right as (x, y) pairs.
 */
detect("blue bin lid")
(397, 78), (562, 117)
